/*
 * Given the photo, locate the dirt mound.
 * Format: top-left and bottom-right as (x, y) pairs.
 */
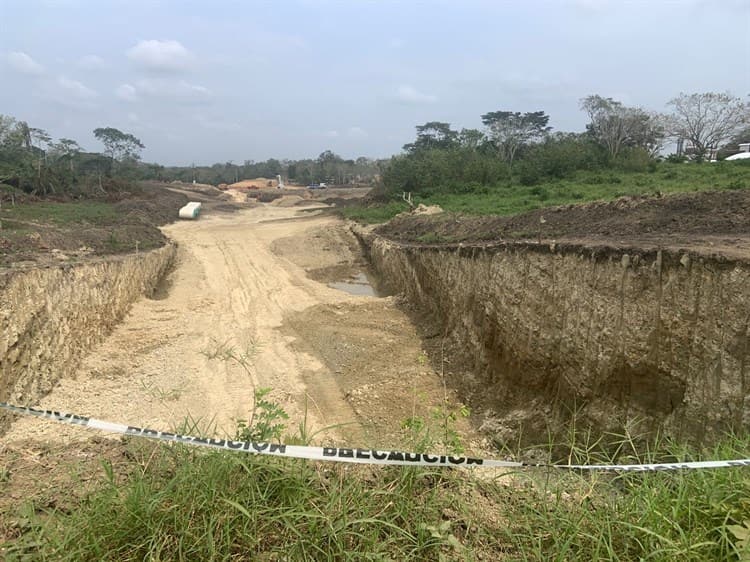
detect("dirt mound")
(376, 190), (750, 248)
(229, 178), (278, 190)
(1, 184), (188, 266)
(396, 204), (443, 218)
(269, 195), (305, 207)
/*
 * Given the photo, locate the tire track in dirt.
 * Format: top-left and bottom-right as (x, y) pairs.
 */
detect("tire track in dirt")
(3, 205), (358, 445)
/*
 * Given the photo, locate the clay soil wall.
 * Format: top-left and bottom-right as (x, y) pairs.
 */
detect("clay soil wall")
(0, 245), (176, 432)
(358, 229), (750, 444)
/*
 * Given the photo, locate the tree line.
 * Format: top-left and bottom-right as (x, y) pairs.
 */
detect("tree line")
(0, 114), (382, 199)
(382, 91), (750, 196)
(143, 150), (382, 187)
(0, 117), (150, 197)
(1, 91), (747, 200)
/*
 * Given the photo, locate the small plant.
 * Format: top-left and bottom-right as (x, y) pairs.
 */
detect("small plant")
(201, 337), (287, 442)
(402, 401), (470, 455)
(139, 379), (185, 403)
(727, 520), (750, 556)
(236, 387), (289, 442)
(200, 337), (259, 376)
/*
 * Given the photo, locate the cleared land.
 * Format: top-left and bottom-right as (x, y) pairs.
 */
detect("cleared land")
(2, 184), (750, 559)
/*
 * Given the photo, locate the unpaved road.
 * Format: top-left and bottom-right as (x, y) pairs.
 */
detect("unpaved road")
(4, 202), (482, 452)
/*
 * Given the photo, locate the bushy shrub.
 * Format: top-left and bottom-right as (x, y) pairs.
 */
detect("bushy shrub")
(615, 147), (653, 173)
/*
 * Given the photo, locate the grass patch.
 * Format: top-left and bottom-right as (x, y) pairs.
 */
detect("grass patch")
(0, 201), (119, 229)
(4, 415), (750, 560)
(338, 201), (410, 224)
(346, 161), (750, 223)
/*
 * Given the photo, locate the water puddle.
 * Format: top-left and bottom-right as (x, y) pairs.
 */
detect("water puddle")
(328, 271), (387, 297)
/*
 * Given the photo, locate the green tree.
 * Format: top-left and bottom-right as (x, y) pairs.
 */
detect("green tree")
(458, 128), (485, 150)
(580, 95), (663, 159)
(51, 138), (82, 172)
(403, 122), (459, 153)
(93, 127), (145, 163)
(481, 111), (551, 177)
(316, 150), (342, 183)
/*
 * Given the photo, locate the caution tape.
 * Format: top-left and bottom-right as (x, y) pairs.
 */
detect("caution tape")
(2, 402), (750, 472)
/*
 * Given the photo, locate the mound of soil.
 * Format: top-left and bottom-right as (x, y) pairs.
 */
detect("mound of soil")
(0, 183), (189, 266)
(376, 190), (750, 248)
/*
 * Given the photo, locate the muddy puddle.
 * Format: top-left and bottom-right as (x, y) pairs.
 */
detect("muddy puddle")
(328, 271), (386, 297)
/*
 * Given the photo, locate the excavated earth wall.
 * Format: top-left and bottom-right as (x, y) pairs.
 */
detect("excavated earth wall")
(0, 244), (176, 432)
(357, 229), (750, 444)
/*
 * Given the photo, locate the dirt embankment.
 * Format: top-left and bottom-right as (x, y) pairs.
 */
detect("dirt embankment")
(377, 190), (750, 258)
(0, 243), (176, 433)
(359, 190), (750, 445)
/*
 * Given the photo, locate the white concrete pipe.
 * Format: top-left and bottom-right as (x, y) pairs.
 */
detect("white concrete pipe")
(179, 201), (202, 219)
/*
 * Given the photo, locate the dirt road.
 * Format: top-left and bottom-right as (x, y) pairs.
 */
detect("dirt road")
(4, 202), (481, 452)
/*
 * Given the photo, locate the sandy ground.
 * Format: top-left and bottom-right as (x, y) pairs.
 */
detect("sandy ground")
(3, 201), (483, 453)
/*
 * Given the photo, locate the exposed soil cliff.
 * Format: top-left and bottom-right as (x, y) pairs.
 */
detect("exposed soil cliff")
(356, 192), (750, 445)
(0, 245), (176, 432)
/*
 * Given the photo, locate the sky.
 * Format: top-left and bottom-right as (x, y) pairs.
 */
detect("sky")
(1, 0), (749, 166)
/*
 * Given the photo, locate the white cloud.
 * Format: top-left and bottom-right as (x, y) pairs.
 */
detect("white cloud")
(115, 79), (211, 103)
(116, 84), (139, 102)
(325, 130), (339, 138)
(127, 39), (192, 72)
(347, 126), (367, 138)
(394, 85), (437, 104)
(77, 54), (106, 70)
(57, 76), (98, 99)
(194, 114), (241, 131)
(6, 51), (45, 75)
(136, 78), (211, 100)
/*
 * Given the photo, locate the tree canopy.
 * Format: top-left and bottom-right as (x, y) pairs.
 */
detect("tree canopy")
(481, 111), (551, 173)
(580, 95), (664, 159)
(666, 92), (749, 160)
(93, 127), (145, 163)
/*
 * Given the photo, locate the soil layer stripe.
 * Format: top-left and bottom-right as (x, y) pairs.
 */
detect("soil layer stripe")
(2, 402), (749, 471)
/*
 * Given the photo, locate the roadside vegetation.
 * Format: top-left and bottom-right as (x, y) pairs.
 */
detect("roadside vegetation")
(342, 160), (750, 223)
(3, 396), (750, 560)
(341, 91), (750, 224)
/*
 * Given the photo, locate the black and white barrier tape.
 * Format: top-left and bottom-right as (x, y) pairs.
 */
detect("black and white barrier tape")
(2, 402), (750, 472)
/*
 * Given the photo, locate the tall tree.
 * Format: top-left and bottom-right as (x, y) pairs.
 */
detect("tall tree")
(580, 95), (663, 159)
(403, 122), (459, 153)
(317, 149), (342, 183)
(666, 92), (749, 160)
(51, 138), (82, 172)
(93, 127), (144, 163)
(481, 111), (551, 175)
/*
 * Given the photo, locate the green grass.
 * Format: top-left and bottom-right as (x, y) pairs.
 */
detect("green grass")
(346, 161), (750, 223)
(5, 413), (750, 560)
(338, 200), (411, 224)
(0, 201), (119, 229)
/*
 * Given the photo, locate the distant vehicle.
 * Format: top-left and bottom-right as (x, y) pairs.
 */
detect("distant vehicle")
(307, 182), (327, 189)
